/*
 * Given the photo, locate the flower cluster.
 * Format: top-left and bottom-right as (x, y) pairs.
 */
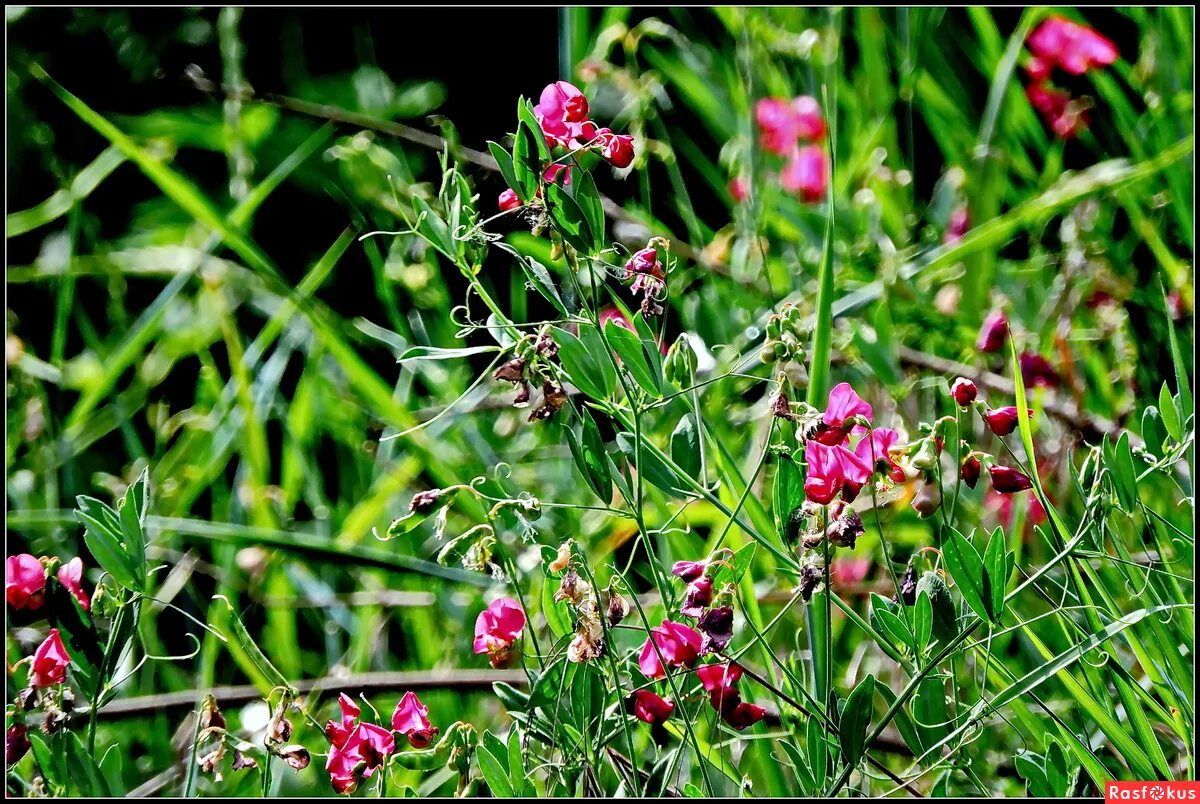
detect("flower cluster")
(753, 96), (829, 203)
(6, 553), (90, 612)
(759, 303), (808, 366)
(623, 242), (667, 317)
(492, 327), (567, 421)
(696, 661), (765, 731)
(671, 556), (734, 653)
(325, 691), (437, 794)
(498, 81), (635, 210)
(947, 377), (1035, 495)
(1023, 16), (1118, 138)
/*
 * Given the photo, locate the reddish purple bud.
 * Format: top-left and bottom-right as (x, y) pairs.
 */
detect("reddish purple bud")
(723, 700), (767, 731)
(627, 689), (674, 725)
(989, 465), (1034, 494)
(950, 377), (977, 407)
(1019, 352), (1061, 389)
(671, 560), (707, 583)
(680, 576), (714, 619)
(944, 207), (969, 244)
(961, 454), (982, 489)
(600, 132), (635, 168)
(698, 605), (734, 654)
(977, 311), (1009, 353)
(983, 406), (1030, 437)
(6, 724), (30, 765)
(498, 188), (521, 212)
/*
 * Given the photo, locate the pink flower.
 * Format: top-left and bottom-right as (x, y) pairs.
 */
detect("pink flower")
(599, 305), (635, 332)
(696, 661), (743, 694)
(853, 427), (906, 484)
(832, 557), (871, 586)
(628, 689), (674, 725)
(944, 207), (969, 244)
(804, 441), (871, 506)
(1028, 17), (1118, 76)
(976, 311), (1009, 353)
(1027, 82), (1088, 139)
(961, 454), (982, 489)
(989, 485), (1047, 529)
(30, 629), (70, 688)
(326, 722), (395, 795)
(473, 597), (526, 666)
(600, 132), (635, 168)
(989, 465), (1034, 494)
(543, 162), (573, 187)
(6, 554), (45, 611)
(815, 382), (874, 445)
(791, 95), (826, 140)
(780, 144), (828, 203)
(325, 693), (362, 748)
(755, 98), (801, 156)
(950, 377), (977, 407)
(534, 81), (590, 147)
(671, 560), (708, 582)
(624, 246), (667, 317)
(391, 691), (438, 749)
(637, 620), (702, 679)
(56, 558), (89, 612)
(498, 188), (522, 212)
(728, 177), (749, 203)
(1019, 352), (1061, 389)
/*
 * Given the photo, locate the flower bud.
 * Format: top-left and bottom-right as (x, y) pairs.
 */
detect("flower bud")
(664, 334), (698, 387)
(988, 465), (1033, 493)
(605, 590), (630, 626)
(547, 541), (572, 574)
(911, 479), (943, 518)
(627, 689), (674, 725)
(910, 437), (941, 471)
(977, 311), (1008, 353)
(983, 406), (1028, 437)
(680, 576), (714, 618)
(950, 377), (977, 407)
(960, 454), (982, 489)
(498, 188), (522, 212)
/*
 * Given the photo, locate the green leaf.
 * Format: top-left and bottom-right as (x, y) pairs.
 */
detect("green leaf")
(554, 327), (607, 400)
(410, 195), (458, 261)
(839, 674), (876, 770)
(545, 181), (592, 254)
(517, 98), (551, 162)
(605, 319), (660, 396)
(875, 608), (915, 653)
(578, 323), (617, 398)
(914, 591), (933, 655)
(212, 595), (293, 696)
(507, 727), (527, 796)
(670, 413), (701, 479)
(488, 141), (521, 197)
(118, 484), (147, 591)
(916, 571), (958, 642)
(983, 525), (1007, 621)
(511, 122), (541, 202)
(1159, 383), (1182, 441)
(615, 432), (689, 497)
(75, 508), (139, 591)
(517, 256), (569, 316)
(942, 527), (993, 623)
(807, 714), (829, 789)
(573, 170), (605, 253)
(477, 745), (515, 798)
(875, 683), (926, 759)
(541, 577), (571, 639)
(66, 732), (111, 796)
(1110, 432), (1139, 511)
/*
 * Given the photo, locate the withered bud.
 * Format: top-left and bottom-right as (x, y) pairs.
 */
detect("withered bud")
(828, 511), (864, 549)
(513, 381), (532, 407)
(535, 331), (559, 359)
(409, 488), (445, 514)
(896, 563), (918, 606)
(41, 706), (68, 735)
(492, 357), (527, 384)
(547, 541), (573, 573)
(771, 389), (798, 421)
(605, 591), (630, 626)
(528, 382), (567, 421)
(266, 702), (293, 744)
(553, 569), (589, 606)
(232, 750), (259, 771)
(798, 563), (825, 603)
(276, 745), (311, 771)
(199, 695), (226, 733)
(18, 687), (38, 712)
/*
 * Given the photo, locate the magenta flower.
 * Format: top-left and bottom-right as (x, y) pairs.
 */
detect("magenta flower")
(755, 98), (801, 155)
(1027, 83), (1087, 139)
(780, 144), (828, 203)
(391, 691), (438, 749)
(961, 454), (982, 489)
(723, 700), (767, 730)
(989, 465), (1034, 494)
(671, 559), (708, 583)
(6, 724), (30, 766)
(853, 427), (906, 484)
(944, 207), (970, 244)
(498, 188), (521, 212)
(325, 694), (396, 795)
(680, 575), (714, 619)
(543, 162), (573, 187)
(473, 597), (526, 666)
(791, 95), (826, 140)
(976, 311), (1009, 353)
(637, 620), (703, 679)
(325, 693), (362, 748)
(804, 441), (871, 506)
(815, 382), (874, 446)
(1028, 17), (1118, 76)
(599, 131), (635, 168)
(56, 558), (89, 612)
(832, 557), (871, 586)
(30, 629), (70, 688)
(728, 176), (749, 203)
(533, 81), (590, 147)
(696, 661), (743, 694)
(623, 246), (667, 316)
(628, 689), (675, 725)
(6, 554), (45, 611)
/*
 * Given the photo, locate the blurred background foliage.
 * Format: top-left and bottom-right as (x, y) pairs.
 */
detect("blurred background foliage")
(5, 6), (1194, 796)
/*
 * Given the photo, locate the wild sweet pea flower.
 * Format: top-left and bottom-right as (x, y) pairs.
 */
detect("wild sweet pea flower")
(853, 427), (906, 483)
(6, 554), (45, 610)
(804, 441), (871, 506)
(728, 176), (749, 203)
(57, 558), (90, 612)
(325, 693), (362, 747)
(1019, 352), (1061, 389)
(543, 162), (573, 187)
(723, 700), (768, 730)
(30, 629), (70, 687)
(832, 557), (871, 586)
(815, 382), (874, 446)
(983, 406), (1031, 437)
(628, 689), (674, 725)
(950, 377), (978, 407)
(534, 81), (589, 148)
(944, 207), (970, 244)
(6, 724), (30, 766)
(697, 605), (734, 653)
(637, 620), (702, 679)
(680, 575), (713, 619)
(473, 597), (526, 667)
(498, 188), (521, 212)
(671, 559), (708, 583)
(1026, 83), (1088, 139)
(755, 98), (801, 155)
(780, 144), (828, 203)
(624, 246), (667, 316)
(599, 131), (635, 168)
(696, 661), (743, 695)
(391, 691), (438, 748)
(325, 694), (396, 795)
(976, 311), (1009, 353)
(791, 95), (826, 140)
(696, 661), (765, 729)
(1027, 17), (1118, 76)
